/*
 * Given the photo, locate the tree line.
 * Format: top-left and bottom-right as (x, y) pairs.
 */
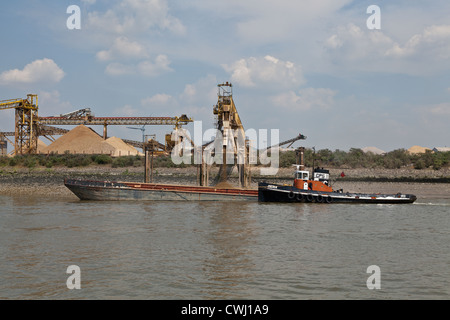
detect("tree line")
(1, 148), (449, 170)
(279, 148), (450, 170)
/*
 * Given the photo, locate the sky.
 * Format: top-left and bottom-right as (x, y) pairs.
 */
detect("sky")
(1, 0), (450, 153)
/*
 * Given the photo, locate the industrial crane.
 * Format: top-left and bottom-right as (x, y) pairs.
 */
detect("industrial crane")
(0, 94), (193, 155)
(196, 82), (307, 188)
(263, 133), (307, 152)
(127, 125), (147, 144)
(59, 108), (92, 119)
(0, 94), (39, 155)
(200, 82), (250, 187)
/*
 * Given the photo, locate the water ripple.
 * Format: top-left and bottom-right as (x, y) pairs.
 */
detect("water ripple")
(1, 195), (449, 299)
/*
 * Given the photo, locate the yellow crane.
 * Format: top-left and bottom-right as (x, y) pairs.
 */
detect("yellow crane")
(205, 82), (250, 188)
(0, 94), (39, 155)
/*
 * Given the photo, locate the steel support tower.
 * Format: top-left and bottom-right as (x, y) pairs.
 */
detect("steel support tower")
(201, 82), (250, 188)
(0, 94), (39, 155)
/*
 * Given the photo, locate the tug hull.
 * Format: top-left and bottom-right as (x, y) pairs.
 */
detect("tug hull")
(258, 182), (417, 204)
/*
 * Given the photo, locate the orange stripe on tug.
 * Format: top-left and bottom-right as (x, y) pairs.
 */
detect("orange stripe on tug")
(294, 179), (333, 192)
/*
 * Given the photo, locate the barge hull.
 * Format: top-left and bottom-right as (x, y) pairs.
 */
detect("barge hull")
(65, 179), (258, 201)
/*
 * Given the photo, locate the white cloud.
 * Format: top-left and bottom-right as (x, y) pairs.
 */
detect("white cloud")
(85, 0), (183, 78)
(86, 0), (186, 36)
(140, 93), (179, 116)
(189, 0), (352, 44)
(96, 36), (149, 61)
(113, 104), (139, 116)
(324, 23), (450, 73)
(105, 62), (135, 76)
(385, 25), (450, 59)
(139, 74), (217, 122)
(104, 55), (173, 76)
(0, 59), (65, 85)
(141, 93), (177, 107)
(272, 88), (337, 111)
(429, 103), (450, 116)
(38, 90), (74, 116)
(222, 55), (304, 88)
(325, 24), (395, 60)
(138, 55), (172, 76)
(180, 74), (217, 105)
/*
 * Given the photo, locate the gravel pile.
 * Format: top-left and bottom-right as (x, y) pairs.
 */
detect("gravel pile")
(40, 125), (140, 156)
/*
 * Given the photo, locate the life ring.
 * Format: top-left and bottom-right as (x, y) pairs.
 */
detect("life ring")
(288, 191), (295, 199)
(316, 194), (324, 203)
(296, 193), (304, 201)
(326, 196), (332, 203)
(306, 194), (314, 202)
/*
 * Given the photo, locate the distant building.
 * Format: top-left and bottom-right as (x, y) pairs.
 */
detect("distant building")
(432, 147), (450, 153)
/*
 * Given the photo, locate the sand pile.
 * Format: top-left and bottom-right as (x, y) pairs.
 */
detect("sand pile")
(362, 146), (386, 155)
(40, 124), (140, 156)
(37, 139), (47, 153)
(104, 137), (141, 157)
(408, 145), (431, 154)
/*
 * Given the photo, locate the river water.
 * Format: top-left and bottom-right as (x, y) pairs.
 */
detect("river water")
(0, 193), (449, 300)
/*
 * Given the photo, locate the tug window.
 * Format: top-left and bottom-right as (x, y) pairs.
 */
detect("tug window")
(295, 171), (309, 180)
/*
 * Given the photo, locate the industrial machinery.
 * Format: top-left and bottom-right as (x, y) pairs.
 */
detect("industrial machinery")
(197, 82), (250, 188)
(39, 113), (192, 140)
(197, 82), (307, 188)
(0, 94), (193, 155)
(0, 94), (39, 155)
(263, 133), (307, 152)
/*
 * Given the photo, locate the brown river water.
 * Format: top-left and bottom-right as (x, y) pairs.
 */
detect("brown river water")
(1, 188), (449, 300)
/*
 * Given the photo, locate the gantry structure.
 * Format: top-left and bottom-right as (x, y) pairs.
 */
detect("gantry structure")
(0, 94), (193, 155)
(198, 82), (307, 188)
(0, 94), (39, 155)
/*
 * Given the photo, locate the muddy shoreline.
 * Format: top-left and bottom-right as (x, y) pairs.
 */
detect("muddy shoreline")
(1, 166), (449, 199)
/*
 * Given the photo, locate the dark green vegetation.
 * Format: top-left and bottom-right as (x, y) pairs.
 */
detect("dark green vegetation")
(0, 153), (187, 169)
(280, 148), (450, 170)
(0, 148), (449, 170)
(0, 154), (141, 169)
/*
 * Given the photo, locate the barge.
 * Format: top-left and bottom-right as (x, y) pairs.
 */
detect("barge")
(65, 179), (258, 201)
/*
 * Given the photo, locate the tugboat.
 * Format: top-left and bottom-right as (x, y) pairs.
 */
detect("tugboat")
(258, 165), (417, 204)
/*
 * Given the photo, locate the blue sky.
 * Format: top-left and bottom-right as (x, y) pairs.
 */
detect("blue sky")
(1, 0), (450, 152)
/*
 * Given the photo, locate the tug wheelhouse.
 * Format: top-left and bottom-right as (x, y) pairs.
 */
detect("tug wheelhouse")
(293, 165), (333, 192)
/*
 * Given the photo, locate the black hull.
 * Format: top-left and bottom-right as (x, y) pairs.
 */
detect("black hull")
(258, 182), (417, 204)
